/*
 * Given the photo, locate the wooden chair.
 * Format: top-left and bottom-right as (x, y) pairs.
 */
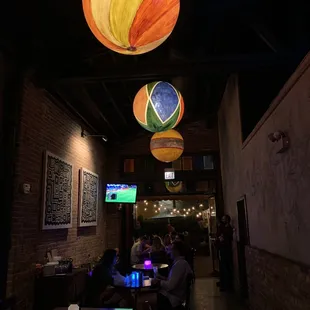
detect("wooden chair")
(188, 248), (196, 283)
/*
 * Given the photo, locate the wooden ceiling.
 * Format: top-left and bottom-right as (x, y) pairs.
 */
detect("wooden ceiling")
(2, 0), (310, 144)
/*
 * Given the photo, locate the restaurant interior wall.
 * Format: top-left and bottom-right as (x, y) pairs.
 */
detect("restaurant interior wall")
(218, 53), (310, 309)
(107, 120), (223, 214)
(5, 78), (118, 309)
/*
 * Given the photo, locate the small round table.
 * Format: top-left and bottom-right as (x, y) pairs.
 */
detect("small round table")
(115, 278), (154, 310)
(132, 263), (169, 271)
(132, 263), (169, 278)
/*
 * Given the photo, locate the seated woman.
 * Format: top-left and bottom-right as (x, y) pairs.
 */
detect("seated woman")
(150, 236), (168, 264)
(89, 249), (132, 308)
(163, 234), (172, 256)
(151, 236), (165, 252)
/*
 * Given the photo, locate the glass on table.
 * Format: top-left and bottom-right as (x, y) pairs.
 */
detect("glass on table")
(153, 266), (158, 278)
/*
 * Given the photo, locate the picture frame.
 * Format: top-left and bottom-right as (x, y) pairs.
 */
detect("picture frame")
(42, 151), (73, 230)
(78, 168), (99, 227)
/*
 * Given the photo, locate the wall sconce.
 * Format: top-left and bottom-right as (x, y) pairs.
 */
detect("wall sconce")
(81, 129), (108, 142)
(268, 131), (289, 153)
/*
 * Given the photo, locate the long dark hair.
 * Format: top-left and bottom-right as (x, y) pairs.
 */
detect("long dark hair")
(101, 249), (117, 268)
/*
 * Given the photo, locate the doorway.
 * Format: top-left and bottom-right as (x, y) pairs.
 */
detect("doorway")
(236, 196), (249, 299)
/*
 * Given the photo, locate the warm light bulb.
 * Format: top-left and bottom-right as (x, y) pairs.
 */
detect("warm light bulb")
(186, 212), (189, 215)
(177, 210), (180, 213)
(192, 207), (195, 210)
(144, 208), (147, 211)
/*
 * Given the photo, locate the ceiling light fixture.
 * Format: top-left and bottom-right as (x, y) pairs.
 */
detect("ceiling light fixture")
(81, 129), (108, 142)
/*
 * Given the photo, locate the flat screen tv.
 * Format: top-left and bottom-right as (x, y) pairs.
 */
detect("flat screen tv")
(105, 184), (138, 204)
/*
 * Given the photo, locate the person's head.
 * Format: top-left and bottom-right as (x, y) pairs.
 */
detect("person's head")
(171, 241), (186, 260)
(171, 231), (177, 241)
(163, 234), (172, 246)
(139, 235), (148, 246)
(221, 214), (231, 225)
(175, 233), (185, 242)
(152, 236), (163, 248)
(101, 249), (117, 268)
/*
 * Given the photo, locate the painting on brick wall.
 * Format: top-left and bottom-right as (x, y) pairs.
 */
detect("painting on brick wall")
(78, 168), (99, 227)
(42, 151), (73, 230)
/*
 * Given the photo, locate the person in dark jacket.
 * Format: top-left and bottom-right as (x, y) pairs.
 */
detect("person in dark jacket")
(89, 249), (131, 307)
(218, 215), (234, 291)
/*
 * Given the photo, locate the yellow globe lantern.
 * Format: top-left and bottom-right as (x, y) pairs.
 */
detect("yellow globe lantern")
(150, 129), (184, 163)
(83, 0), (180, 55)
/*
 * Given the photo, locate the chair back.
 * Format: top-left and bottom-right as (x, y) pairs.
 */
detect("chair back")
(0, 297), (15, 310)
(184, 274), (193, 310)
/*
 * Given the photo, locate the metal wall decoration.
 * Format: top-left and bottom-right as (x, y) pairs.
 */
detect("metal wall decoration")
(79, 168), (99, 227)
(42, 151), (73, 230)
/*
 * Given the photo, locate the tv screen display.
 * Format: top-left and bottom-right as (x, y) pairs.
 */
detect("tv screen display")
(105, 184), (138, 204)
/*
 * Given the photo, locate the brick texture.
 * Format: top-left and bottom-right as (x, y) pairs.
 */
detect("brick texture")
(246, 246), (310, 310)
(6, 79), (120, 310)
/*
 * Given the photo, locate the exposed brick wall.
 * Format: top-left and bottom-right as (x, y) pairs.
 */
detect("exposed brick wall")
(246, 246), (310, 310)
(6, 79), (120, 309)
(218, 54), (310, 308)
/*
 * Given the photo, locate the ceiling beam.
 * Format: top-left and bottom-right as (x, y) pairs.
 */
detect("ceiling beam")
(78, 87), (120, 137)
(43, 52), (299, 84)
(101, 82), (127, 125)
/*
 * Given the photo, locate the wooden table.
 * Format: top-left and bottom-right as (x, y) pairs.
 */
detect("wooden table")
(34, 268), (88, 310)
(115, 278), (155, 310)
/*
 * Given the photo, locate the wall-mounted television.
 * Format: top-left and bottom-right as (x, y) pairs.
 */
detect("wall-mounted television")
(105, 184), (138, 204)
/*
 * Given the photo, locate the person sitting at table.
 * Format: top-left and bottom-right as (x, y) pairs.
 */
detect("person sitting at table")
(90, 249), (132, 308)
(130, 235), (149, 264)
(152, 241), (193, 310)
(163, 234), (172, 255)
(151, 236), (165, 252)
(175, 233), (191, 264)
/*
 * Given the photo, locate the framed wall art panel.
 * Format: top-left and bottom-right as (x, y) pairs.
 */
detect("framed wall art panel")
(79, 168), (99, 227)
(42, 151), (73, 230)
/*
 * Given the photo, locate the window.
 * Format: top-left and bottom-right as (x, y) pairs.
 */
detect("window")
(172, 158), (182, 171)
(123, 159), (134, 173)
(182, 156), (193, 171)
(203, 155), (214, 170)
(193, 155), (214, 170)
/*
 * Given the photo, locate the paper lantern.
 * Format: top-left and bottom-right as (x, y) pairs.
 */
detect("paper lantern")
(150, 129), (184, 163)
(133, 82), (184, 132)
(83, 0), (180, 55)
(165, 181), (183, 193)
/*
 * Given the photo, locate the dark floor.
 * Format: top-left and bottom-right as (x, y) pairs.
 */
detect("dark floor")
(137, 256), (246, 310)
(192, 278), (245, 310)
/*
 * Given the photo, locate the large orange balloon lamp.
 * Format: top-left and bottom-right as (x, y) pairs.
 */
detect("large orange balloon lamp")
(150, 129), (184, 163)
(83, 0), (180, 55)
